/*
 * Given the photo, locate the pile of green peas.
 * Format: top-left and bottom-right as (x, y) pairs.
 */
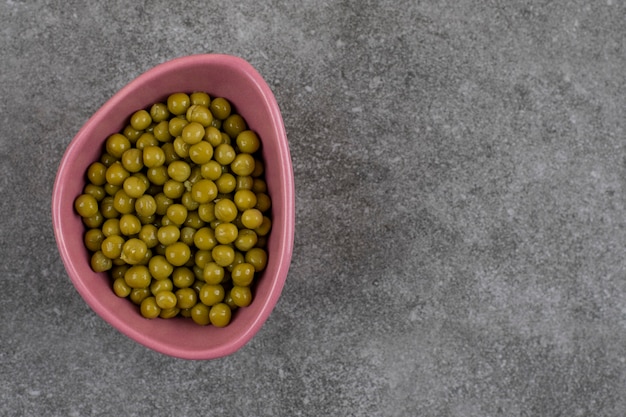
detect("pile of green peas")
(73, 92), (271, 327)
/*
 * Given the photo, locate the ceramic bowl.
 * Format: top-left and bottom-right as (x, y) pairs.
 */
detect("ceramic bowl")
(52, 54), (295, 360)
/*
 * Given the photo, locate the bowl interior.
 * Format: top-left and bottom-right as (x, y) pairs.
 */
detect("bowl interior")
(52, 55), (294, 360)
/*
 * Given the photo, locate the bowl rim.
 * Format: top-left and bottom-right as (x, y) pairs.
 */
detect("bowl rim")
(51, 53), (295, 360)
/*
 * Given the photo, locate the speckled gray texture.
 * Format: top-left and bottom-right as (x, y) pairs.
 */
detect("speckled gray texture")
(1, 1), (625, 416)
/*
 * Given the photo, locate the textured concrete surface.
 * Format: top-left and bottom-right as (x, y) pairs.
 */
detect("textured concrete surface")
(2, 1), (626, 416)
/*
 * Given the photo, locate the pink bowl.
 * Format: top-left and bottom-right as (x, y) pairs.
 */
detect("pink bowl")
(52, 54), (295, 360)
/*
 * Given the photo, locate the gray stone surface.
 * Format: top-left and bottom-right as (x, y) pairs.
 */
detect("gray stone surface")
(1, 1), (625, 416)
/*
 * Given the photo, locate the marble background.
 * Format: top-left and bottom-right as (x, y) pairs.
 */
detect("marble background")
(1, 1), (625, 416)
